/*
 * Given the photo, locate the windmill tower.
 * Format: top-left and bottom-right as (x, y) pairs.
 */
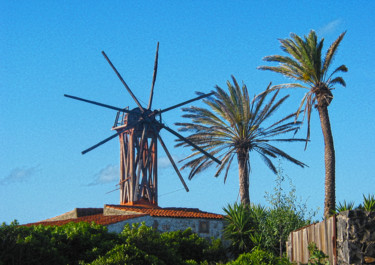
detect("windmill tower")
(65, 43), (220, 206)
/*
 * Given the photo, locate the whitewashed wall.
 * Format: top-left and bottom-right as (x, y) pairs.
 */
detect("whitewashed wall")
(107, 215), (225, 240)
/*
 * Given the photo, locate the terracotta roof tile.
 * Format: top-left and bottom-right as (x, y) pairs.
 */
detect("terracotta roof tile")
(23, 205), (223, 227)
(105, 205), (224, 219)
(24, 213), (146, 227)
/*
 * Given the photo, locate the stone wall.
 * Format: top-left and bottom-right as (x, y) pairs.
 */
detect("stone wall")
(107, 215), (225, 240)
(336, 210), (375, 264)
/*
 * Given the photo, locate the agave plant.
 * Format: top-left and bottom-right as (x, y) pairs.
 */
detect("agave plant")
(334, 200), (355, 214)
(362, 194), (375, 212)
(223, 203), (255, 255)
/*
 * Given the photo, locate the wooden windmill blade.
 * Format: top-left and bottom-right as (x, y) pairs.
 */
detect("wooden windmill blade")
(102, 51), (145, 112)
(81, 122), (138, 154)
(148, 42), (159, 110)
(159, 92), (215, 114)
(156, 131), (189, 192)
(64, 94), (130, 113)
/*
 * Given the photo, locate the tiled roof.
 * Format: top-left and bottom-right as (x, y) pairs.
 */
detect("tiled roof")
(24, 213), (146, 227)
(23, 205), (224, 227)
(105, 205), (224, 219)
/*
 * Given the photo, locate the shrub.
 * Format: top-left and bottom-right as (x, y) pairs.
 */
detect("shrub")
(263, 165), (315, 256)
(223, 165), (315, 258)
(85, 244), (163, 265)
(1, 221), (225, 265)
(102, 222), (227, 265)
(161, 228), (226, 263)
(119, 223), (182, 265)
(227, 249), (291, 265)
(0, 221), (119, 265)
(305, 243), (330, 265)
(223, 203), (259, 256)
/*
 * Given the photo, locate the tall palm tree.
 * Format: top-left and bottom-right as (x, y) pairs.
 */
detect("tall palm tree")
(258, 30), (347, 217)
(175, 76), (306, 205)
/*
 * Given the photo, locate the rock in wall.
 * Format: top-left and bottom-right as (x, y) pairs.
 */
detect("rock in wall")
(336, 210), (375, 264)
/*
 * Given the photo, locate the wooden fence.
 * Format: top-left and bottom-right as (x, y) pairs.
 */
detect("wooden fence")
(286, 215), (336, 265)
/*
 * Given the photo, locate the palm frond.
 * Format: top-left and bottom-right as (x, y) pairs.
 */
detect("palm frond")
(328, 77), (346, 87)
(322, 31), (347, 76)
(257, 152), (277, 174)
(327, 64), (348, 81)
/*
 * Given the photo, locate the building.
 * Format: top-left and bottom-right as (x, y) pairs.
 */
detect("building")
(25, 201), (225, 239)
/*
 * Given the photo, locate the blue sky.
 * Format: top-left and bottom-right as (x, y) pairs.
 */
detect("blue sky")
(1, 1), (374, 224)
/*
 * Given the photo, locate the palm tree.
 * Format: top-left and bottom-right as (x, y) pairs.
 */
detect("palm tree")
(258, 30), (347, 217)
(175, 76), (306, 205)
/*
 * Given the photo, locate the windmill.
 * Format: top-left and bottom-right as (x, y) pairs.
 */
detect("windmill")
(65, 43), (221, 206)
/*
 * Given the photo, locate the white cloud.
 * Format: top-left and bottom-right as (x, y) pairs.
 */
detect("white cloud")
(0, 166), (40, 185)
(87, 164), (119, 186)
(158, 155), (186, 169)
(318, 19), (343, 36)
(158, 156), (172, 169)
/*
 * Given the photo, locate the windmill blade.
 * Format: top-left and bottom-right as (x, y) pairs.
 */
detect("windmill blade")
(160, 123), (222, 165)
(82, 122), (137, 154)
(157, 134), (189, 192)
(159, 92), (214, 114)
(64, 94), (130, 113)
(81, 132), (120, 155)
(148, 42), (159, 110)
(102, 51), (145, 112)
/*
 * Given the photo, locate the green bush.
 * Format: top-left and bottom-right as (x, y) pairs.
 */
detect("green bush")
(85, 223), (226, 265)
(85, 244), (163, 265)
(119, 223), (182, 265)
(1, 221), (225, 265)
(223, 166), (314, 258)
(160, 227), (226, 263)
(227, 249), (291, 265)
(223, 203), (258, 256)
(0, 221), (119, 265)
(305, 243), (330, 265)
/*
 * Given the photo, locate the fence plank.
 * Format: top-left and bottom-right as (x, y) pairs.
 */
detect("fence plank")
(287, 216), (336, 264)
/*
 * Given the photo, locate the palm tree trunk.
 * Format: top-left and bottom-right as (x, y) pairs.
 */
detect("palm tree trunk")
(317, 105), (335, 217)
(237, 149), (250, 205)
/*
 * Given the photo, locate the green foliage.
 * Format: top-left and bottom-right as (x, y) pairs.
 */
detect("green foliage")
(333, 194), (375, 213)
(0, 221), (119, 265)
(85, 244), (162, 265)
(86, 223), (226, 265)
(227, 249), (292, 265)
(334, 200), (355, 214)
(119, 223), (181, 265)
(223, 203), (256, 255)
(223, 165), (315, 258)
(161, 227), (226, 263)
(305, 243), (330, 265)
(0, 220), (65, 265)
(362, 194), (375, 211)
(0, 221), (225, 265)
(262, 165), (315, 256)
